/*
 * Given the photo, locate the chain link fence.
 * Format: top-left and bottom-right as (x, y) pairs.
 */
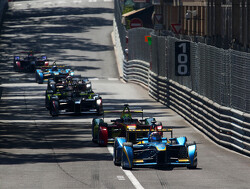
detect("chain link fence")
(149, 34), (250, 113)
(128, 28), (152, 62)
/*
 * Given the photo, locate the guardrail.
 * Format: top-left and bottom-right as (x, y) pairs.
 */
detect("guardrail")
(123, 60), (149, 87)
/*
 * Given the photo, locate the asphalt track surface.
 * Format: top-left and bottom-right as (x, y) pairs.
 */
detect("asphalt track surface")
(0, 0), (249, 189)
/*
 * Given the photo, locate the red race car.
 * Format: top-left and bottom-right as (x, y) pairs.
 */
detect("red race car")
(13, 51), (49, 72)
(91, 104), (163, 146)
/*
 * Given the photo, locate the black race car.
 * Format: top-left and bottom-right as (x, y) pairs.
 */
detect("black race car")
(13, 51), (49, 72)
(47, 77), (103, 116)
(45, 75), (91, 109)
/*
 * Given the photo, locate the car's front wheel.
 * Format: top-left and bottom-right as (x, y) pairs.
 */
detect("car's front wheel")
(50, 100), (59, 117)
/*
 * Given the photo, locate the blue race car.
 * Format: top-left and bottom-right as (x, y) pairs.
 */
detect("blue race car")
(113, 124), (197, 170)
(35, 64), (74, 84)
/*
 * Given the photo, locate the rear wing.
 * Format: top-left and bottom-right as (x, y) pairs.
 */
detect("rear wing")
(125, 128), (173, 143)
(127, 128), (173, 138)
(102, 104), (144, 120)
(103, 110), (144, 120)
(39, 65), (65, 69)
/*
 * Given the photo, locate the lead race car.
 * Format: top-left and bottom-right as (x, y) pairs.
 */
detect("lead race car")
(113, 122), (198, 170)
(35, 62), (74, 84)
(92, 104), (163, 146)
(13, 50), (49, 72)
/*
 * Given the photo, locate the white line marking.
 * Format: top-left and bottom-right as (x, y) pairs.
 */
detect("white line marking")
(0, 119), (93, 123)
(108, 78), (119, 80)
(1, 96), (44, 100)
(107, 146), (144, 189)
(117, 175), (126, 181)
(44, 2), (52, 5)
(104, 0), (113, 2)
(122, 169), (144, 189)
(89, 78), (99, 81)
(89, 0), (97, 2)
(1, 83), (44, 87)
(73, 0), (82, 3)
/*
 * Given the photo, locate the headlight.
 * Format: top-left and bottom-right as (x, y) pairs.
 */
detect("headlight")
(86, 83), (91, 89)
(96, 99), (102, 105)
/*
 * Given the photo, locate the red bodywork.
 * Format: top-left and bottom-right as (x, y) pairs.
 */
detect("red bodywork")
(99, 126), (108, 146)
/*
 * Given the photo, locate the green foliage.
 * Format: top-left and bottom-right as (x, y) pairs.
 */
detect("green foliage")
(126, 19), (131, 29)
(122, 6), (134, 14)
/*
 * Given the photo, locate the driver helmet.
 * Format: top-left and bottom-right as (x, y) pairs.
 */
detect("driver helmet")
(122, 114), (132, 123)
(52, 65), (58, 71)
(149, 132), (161, 142)
(66, 75), (72, 82)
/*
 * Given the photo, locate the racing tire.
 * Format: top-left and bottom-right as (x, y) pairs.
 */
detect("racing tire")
(121, 142), (133, 170)
(113, 137), (123, 166)
(50, 100), (59, 117)
(113, 148), (120, 166)
(187, 144), (197, 169)
(14, 61), (21, 72)
(13, 63), (19, 72)
(187, 156), (197, 169)
(97, 107), (103, 116)
(45, 91), (49, 110)
(36, 73), (43, 84)
(38, 79), (43, 84)
(91, 119), (98, 143)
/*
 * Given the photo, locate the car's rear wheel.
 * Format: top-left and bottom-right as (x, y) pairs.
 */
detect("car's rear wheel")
(36, 73), (43, 84)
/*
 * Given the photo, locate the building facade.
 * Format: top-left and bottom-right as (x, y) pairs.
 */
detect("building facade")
(154, 0), (250, 50)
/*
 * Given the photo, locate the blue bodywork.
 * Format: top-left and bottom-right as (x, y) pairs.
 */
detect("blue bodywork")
(36, 68), (74, 84)
(114, 131), (197, 169)
(14, 56), (20, 60)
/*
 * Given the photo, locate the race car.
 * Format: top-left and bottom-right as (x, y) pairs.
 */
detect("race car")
(113, 124), (197, 170)
(13, 51), (49, 72)
(48, 81), (103, 116)
(35, 63), (74, 84)
(45, 75), (91, 109)
(91, 104), (163, 146)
